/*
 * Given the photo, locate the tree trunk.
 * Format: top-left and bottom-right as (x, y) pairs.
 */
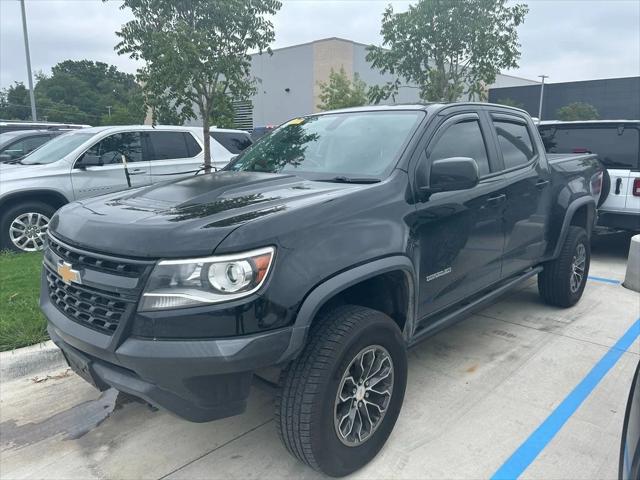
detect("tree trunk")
(202, 108), (212, 174)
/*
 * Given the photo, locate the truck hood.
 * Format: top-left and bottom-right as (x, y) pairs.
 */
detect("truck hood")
(49, 171), (360, 258)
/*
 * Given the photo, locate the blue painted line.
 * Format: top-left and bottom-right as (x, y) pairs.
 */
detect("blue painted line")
(491, 318), (640, 480)
(588, 275), (621, 285)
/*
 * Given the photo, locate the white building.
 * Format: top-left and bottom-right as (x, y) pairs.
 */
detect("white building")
(188, 37), (540, 129)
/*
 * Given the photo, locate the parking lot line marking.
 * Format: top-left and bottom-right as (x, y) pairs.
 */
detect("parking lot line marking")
(588, 275), (621, 285)
(491, 317), (640, 480)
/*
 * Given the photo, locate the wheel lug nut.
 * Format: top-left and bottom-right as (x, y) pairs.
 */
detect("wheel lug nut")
(359, 402), (363, 407)
(365, 392), (369, 398)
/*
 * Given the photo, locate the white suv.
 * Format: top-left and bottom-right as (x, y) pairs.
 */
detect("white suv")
(0, 125), (251, 252)
(539, 120), (639, 231)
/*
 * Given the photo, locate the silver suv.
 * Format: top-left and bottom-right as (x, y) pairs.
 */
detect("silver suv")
(0, 125), (251, 252)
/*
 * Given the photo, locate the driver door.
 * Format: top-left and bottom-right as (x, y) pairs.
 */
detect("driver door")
(71, 132), (151, 200)
(413, 113), (506, 324)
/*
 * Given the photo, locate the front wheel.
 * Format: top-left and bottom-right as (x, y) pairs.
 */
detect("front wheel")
(276, 305), (407, 477)
(0, 202), (56, 252)
(538, 226), (591, 307)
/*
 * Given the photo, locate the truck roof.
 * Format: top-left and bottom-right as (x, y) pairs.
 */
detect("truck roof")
(314, 102), (531, 117)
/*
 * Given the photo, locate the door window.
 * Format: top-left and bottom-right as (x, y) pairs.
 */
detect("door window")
(210, 131), (252, 154)
(539, 125), (639, 170)
(493, 120), (535, 169)
(144, 131), (193, 160)
(80, 132), (142, 165)
(429, 120), (490, 176)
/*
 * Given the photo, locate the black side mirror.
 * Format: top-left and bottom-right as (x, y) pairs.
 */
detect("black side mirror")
(418, 156), (479, 195)
(76, 153), (103, 169)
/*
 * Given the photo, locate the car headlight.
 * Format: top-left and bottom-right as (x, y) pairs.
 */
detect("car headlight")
(139, 246), (275, 311)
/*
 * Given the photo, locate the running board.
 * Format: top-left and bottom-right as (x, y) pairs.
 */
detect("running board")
(408, 266), (543, 348)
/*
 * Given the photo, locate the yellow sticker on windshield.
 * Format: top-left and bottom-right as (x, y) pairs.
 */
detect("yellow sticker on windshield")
(286, 117), (305, 126)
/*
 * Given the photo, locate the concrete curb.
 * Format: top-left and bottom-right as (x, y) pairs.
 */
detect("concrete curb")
(0, 340), (66, 382)
(623, 234), (640, 293)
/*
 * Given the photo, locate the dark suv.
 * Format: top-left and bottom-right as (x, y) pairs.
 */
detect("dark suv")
(43, 104), (603, 476)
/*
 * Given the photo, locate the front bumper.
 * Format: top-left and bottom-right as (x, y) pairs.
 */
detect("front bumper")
(45, 298), (293, 422)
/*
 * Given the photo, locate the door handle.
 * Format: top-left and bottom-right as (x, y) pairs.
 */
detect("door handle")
(535, 179), (549, 189)
(129, 168), (146, 175)
(615, 178), (622, 195)
(486, 194), (507, 205)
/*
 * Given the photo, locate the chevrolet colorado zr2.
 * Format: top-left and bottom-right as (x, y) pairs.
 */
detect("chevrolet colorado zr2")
(41, 103), (604, 476)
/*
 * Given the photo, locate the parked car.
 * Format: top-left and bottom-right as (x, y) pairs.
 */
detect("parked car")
(0, 129), (69, 163)
(620, 360), (640, 480)
(0, 121), (90, 133)
(0, 125), (247, 252)
(539, 120), (640, 232)
(43, 104), (603, 476)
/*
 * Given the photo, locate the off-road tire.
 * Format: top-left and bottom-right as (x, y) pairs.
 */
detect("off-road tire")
(275, 305), (407, 477)
(0, 201), (56, 252)
(538, 226), (590, 307)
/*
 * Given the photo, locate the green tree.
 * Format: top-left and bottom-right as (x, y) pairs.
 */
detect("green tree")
(317, 67), (369, 111)
(366, 0), (528, 103)
(0, 82), (32, 120)
(0, 61), (145, 125)
(496, 97), (525, 109)
(556, 102), (599, 121)
(113, 0), (281, 173)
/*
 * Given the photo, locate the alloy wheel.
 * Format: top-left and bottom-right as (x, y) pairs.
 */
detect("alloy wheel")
(570, 242), (586, 293)
(334, 345), (394, 447)
(9, 212), (50, 252)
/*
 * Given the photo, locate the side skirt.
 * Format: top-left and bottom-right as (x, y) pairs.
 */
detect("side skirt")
(408, 266), (543, 348)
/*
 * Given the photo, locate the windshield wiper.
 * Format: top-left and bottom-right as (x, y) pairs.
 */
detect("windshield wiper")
(316, 176), (381, 184)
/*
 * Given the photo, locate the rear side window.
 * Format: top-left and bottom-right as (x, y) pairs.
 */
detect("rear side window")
(211, 131), (252, 154)
(184, 133), (202, 157)
(539, 125), (639, 170)
(493, 120), (535, 169)
(144, 131), (194, 160)
(429, 120), (490, 177)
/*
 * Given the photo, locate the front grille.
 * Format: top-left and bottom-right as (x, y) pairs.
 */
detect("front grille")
(46, 268), (134, 335)
(47, 235), (145, 277)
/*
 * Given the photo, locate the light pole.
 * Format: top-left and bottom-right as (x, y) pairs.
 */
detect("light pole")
(19, 0), (37, 122)
(107, 105), (112, 118)
(537, 74), (549, 121)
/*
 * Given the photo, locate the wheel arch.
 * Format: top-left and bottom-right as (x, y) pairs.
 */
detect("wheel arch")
(0, 189), (69, 213)
(552, 196), (596, 259)
(277, 256), (416, 363)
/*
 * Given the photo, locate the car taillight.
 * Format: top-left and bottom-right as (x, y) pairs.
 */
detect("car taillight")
(633, 178), (640, 197)
(591, 171), (603, 196)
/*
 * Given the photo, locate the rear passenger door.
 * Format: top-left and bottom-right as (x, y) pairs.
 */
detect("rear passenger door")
(143, 131), (203, 183)
(489, 112), (553, 278)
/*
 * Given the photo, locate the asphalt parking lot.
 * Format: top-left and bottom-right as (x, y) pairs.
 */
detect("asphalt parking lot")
(1, 232), (638, 480)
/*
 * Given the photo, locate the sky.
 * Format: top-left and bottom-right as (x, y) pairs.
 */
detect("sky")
(1, 0), (639, 89)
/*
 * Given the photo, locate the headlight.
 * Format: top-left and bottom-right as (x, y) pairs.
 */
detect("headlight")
(139, 246), (275, 311)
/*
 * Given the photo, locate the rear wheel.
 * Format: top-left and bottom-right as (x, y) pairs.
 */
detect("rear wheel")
(538, 226), (590, 307)
(0, 202), (56, 252)
(276, 305), (407, 477)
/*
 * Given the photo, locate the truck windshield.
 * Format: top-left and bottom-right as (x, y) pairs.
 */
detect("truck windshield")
(21, 131), (94, 165)
(228, 111), (424, 178)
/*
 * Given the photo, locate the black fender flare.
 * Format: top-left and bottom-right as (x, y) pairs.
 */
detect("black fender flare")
(0, 189), (70, 212)
(552, 196), (596, 259)
(277, 255), (416, 363)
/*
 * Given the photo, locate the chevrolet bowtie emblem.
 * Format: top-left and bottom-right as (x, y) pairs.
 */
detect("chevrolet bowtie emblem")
(57, 262), (81, 285)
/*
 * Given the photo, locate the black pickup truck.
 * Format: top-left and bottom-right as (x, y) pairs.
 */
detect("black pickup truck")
(42, 103), (603, 476)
